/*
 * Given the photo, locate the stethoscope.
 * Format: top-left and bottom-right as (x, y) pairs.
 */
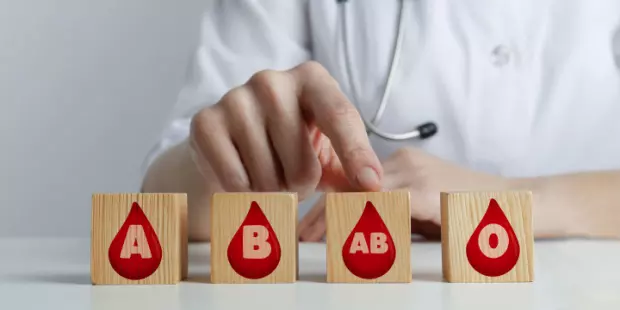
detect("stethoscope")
(339, 0), (438, 141)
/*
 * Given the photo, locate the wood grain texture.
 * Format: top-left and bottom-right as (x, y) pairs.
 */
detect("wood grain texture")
(441, 191), (534, 283)
(326, 191), (411, 283)
(91, 193), (187, 285)
(180, 195), (188, 280)
(210, 193), (297, 283)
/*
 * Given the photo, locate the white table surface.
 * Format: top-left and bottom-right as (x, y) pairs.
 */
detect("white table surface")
(0, 238), (619, 310)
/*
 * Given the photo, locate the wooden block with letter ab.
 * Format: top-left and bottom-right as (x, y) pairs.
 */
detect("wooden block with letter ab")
(210, 193), (298, 283)
(441, 191), (534, 283)
(91, 193), (188, 285)
(326, 191), (411, 283)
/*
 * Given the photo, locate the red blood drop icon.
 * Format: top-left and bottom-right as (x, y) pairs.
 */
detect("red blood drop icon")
(227, 201), (281, 279)
(108, 202), (162, 280)
(342, 201), (395, 279)
(466, 198), (520, 277)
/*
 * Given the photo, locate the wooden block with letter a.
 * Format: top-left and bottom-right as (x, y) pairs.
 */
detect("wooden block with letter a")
(91, 193), (188, 285)
(210, 193), (297, 283)
(326, 191), (411, 283)
(441, 191), (534, 283)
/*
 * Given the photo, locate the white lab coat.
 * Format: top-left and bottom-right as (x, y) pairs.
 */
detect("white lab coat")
(146, 0), (620, 183)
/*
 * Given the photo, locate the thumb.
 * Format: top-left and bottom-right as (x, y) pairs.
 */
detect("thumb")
(311, 130), (357, 192)
(318, 155), (351, 192)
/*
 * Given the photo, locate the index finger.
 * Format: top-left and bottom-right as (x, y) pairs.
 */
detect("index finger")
(288, 62), (382, 191)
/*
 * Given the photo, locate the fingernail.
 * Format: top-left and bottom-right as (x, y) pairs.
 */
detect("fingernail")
(356, 167), (380, 189)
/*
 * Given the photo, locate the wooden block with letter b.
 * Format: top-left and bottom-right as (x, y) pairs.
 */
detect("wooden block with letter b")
(326, 191), (411, 283)
(91, 193), (188, 285)
(441, 191), (534, 283)
(210, 193), (298, 283)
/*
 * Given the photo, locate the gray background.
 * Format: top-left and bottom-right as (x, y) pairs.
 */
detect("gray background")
(0, 0), (208, 236)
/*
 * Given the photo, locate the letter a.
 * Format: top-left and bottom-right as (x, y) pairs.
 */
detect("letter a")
(349, 232), (369, 254)
(243, 225), (271, 259)
(120, 224), (152, 259)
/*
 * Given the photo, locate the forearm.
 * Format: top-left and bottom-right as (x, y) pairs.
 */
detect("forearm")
(141, 139), (216, 241)
(513, 170), (620, 238)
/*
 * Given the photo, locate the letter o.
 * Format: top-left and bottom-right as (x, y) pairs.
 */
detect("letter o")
(478, 223), (509, 259)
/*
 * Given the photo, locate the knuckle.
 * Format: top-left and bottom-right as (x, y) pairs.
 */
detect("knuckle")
(394, 147), (421, 169)
(297, 60), (328, 77)
(296, 61), (338, 89)
(190, 107), (221, 142)
(394, 147), (414, 160)
(249, 70), (280, 91)
(249, 70), (288, 112)
(405, 147), (423, 161)
(219, 87), (250, 113)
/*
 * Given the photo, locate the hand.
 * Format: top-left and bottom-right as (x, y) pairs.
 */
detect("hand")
(188, 61), (383, 200)
(298, 147), (513, 241)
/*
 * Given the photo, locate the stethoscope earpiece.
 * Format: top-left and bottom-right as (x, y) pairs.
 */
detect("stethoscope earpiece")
(417, 122), (438, 139)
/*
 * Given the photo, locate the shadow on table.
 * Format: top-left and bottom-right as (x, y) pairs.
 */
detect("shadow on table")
(3, 273), (91, 285)
(413, 271), (443, 283)
(298, 273), (326, 283)
(297, 272), (442, 283)
(185, 274), (211, 284)
(184, 273), (326, 283)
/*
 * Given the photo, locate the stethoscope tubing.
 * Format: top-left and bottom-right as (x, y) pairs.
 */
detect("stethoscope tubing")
(339, 0), (437, 141)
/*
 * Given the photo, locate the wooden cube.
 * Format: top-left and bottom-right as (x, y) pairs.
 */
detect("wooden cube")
(441, 191), (534, 283)
(326, 191), (411, 283)
(91, 193), (188, 285)
(210, 193), (297, 283)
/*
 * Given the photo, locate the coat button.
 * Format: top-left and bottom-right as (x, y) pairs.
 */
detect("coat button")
(491, 45), (511, 67)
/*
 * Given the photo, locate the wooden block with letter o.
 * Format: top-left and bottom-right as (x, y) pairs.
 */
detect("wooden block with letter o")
(91, 193), (188, 285)
(441, 191), (534, 283)
(326, 191), (411, 283)
(210, 193), (298, 283)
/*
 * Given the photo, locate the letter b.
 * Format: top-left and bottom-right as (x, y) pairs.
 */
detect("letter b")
(243, 225), (271, 259)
